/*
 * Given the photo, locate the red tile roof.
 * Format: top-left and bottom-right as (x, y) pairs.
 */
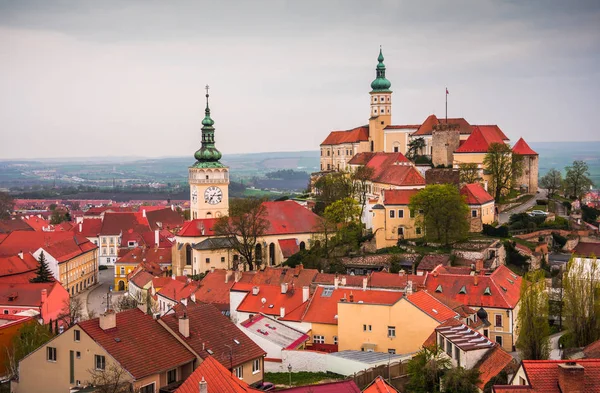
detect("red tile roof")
(99, 212), (150, 236)
(247, 266), (318, 288)
(117, 247), (171, 267)
(475, 125), (509, 141)
(193, 270), (241, 306)
(161, 302), (266, 368)
(0, 231), (96, 262)
(71, 219), (103, 238)
(21, 216), (50, 231)
(412, 114), (473, 136)
(385, 125), (420, 130)
(407, 291), (459, 323)
(0, 219), (34, 234)
(145, 207), (185, 230)
(0, 282), (59, 307)
(157, 279), (200, 302)
(282, 286), (404, 325)
(572, 242), (600, 257)
(129, 270), (154, 289)
(383, 189), (420, 205)
(174, 356), (261, 393)
(78, 309), (195, 380)
(475, 344), (514, 389)
(279, 239), (300, 258)
(454, 126), (506, 153)
(424, 265), (522, 309)
(321, 126), (369, 146)
(461, 183), (495, 205)
(313, 273), (366, 287)
(369, 272), (426, 290)
(0, 253), (39, 277)
(362, 375), (400, 393)
(349, 152), (425, 187)
(234, 284), (306, 317)
(177, 218), (220, 237)
(0, 271), (38, 284)
(277, 380), (360, 393)
(584, 339), (600, 359)
(512, 138), (538, 156)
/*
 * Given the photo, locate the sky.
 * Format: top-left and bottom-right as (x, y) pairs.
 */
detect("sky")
(0, 0), (599, 160)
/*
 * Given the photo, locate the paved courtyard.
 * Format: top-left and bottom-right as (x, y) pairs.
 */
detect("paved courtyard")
(76, 268), (124, 318)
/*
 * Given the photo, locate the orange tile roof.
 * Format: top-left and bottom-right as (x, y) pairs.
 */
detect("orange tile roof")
(129, 270), (154, 288)
(412, 114), (474, 136)
(99, 212), (150, 236)
(0, 281), (59, 307)
(407, 290), (459, 323)
(0, 231), (96, 262)
(511, 137), (538, 155)
(454, 126), (505, 153)
(362, 375), (400, 393)
(157, 279), (200, 302)
(584, 339), (600, 359)
(174, 356), (262, 393)
(0, 253), (39, 277)
(313, 273), (365, 287)
(349, 152), (425, 187)
(78, 309), (195, 380)
(177, 218), (220, 237)
(321, 126), (369, 146)
(369, 272), (426, 290)
(461, 183), (495, 205)
(383, 189), (420, 205)
(474, 344), (514, 389)
(161, 302), (266, 369)
(278, 239), (300, 258)
(235, 284), (306, 317)
(21, 216), (50, 231)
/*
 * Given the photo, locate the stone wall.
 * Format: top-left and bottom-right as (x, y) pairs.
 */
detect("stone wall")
(425, 168), (460, 186)
(431, 124), (460, 167)
(514, 155), (539, 193)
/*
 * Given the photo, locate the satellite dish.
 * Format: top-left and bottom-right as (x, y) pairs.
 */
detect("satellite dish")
(261, 298), (266, 304)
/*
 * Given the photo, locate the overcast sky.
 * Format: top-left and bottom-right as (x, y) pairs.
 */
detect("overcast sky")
(0, 0), (599, 160)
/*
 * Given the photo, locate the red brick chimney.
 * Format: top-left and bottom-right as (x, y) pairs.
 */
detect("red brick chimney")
(558, 362), (584, 393)
(40, 289), (47, 303)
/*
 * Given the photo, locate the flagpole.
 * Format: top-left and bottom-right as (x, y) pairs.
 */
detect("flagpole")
(445, 87), (448, 124)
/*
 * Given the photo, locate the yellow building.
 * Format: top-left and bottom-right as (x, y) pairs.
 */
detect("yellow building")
(460, 183), (497, 232)
(114, 247), (171, 291)
(371, 189), (422, 249)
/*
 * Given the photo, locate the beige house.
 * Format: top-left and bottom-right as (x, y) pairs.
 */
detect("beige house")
(460, 183), (496, 232)
(371, 189), (422, 249)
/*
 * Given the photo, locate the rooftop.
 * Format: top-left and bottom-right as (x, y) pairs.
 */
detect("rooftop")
(436, 323), (495, 351)
(240, 314), (309, 349)
(174, 356), (261, 393)
(461, 183), (495, 205)
(320, 126), (369, 146)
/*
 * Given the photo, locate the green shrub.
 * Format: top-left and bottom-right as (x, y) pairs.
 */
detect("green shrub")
(552, 232), (568, 248)
(482, 224), (509, 238)
(536, 199), (548, 205)
(98, 265), (108, 271)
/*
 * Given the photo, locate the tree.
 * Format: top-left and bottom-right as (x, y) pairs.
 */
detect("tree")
(458, 163), (482, 185)
(406, 345), (451, 393)
(442, 367), (481, 393)
(407, 137), (426, 160)
(113, 295), (138, 313)
(409, 184), (469, 246)
(516, 271), (550, 360)
(351, 165), (375, 220)
(214, 198), (269, 271)
(60, 296), (85, 328)
(50, 208), (70, 225)
(30, 251), (54, 283)
(539, 168), (562, 198)
(564, 160), (593, 200)
(87, 363), (135, 393)
(5, 321), (54, 379)
(563, 256), (600, 347)
(0, 191), (14, 219)
(483, 143), (522, 202)
(323, 197), (360, 225)
(313, 172), (353, 214)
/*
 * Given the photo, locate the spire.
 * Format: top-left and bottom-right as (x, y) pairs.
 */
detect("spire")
(192, 85), (224, 168)
(371, 47), (392, 92)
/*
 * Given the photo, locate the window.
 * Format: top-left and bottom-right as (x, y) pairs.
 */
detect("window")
(252, 358), (261, 374)
(455, 346), (461, 366)
(120, 267), (125, 276)
(519, 377), (526, 385)
(327, 150), (330, 156)
(472, 210), (478, 218)
(389, 210), (395, 218)
(3, 310), (7, 315)
(333, 336), (338, 345)
(140, 383), (155, 393)
(388, 326), (396, 338)
(47, 347), (57, 362)
(363, 324), (372, 332)
(95, 355), (105, 370)
(74, 330), (80, 342)
(416, 227), (422, 235)
(446, 341), (452, 356)
(167, 369), (177, 384)
(234, 366), (243, 380)
(393, 146), (399, 152)
(398, 227), (404, 237)
(496, 336), (503, 347)
(483, 329), (489, 337)
(438, 334), (445, 349)
(495, 315), (503, 327)
(374, 97), (378, 102)
(221, 256), (225, 263)
(388, 349), (396, 354)
(205, 258), (210, 264)
(398, 209), (404, 218)
(313, 335), (325, 344)
(76, 351), (81, 359)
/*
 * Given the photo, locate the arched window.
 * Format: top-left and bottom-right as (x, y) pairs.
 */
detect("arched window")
(269, 243), (276, 266)
(186, 244), (192, 266)
(255, 243), (262, 264)
(299, 241), (306, 251)
(206, 212), (212, 218)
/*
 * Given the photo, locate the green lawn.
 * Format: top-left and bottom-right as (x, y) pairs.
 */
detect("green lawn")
(264, 372), (345, 387)
(529, 204), (548, 212)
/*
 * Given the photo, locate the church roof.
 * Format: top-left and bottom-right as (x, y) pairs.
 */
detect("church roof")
(512, 137), (538, 155)
(321, 126), (369, 146)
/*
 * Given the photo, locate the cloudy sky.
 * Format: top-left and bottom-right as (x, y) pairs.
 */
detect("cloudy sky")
(0, 0), (599, 159)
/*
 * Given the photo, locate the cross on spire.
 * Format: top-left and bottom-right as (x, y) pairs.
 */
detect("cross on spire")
(205, 84), (210, 97)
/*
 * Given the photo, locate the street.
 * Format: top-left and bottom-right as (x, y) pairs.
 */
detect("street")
(76, 268), (124, 318)
(498, 189), (547, 224)
(549, 332), (565, 360)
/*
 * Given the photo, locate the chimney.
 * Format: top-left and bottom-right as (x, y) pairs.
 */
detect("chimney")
(172, 274), (176, 280)
(171, 204), (175, 211)
(334, 276), (339, 290)
(474, 276), (479, 286)
(18, 251), (23, 260)
(198, 377), (207, 393)
(179, 312), (190, 338)
(210, 266), (215, 273)
(281, 282), (288, 294)
(341, 277), (347, 286)
(280, 307), (286, 318)
(406, 280), (413, 296)
(154, 229), (159, 247)
(558, 362), (584, 393)
(79, 222), (82, 233)
(252, 286), (260, 296)
(362, 277), (368, 291)
(235, 271), (242, 283)
(225, 270), (232, 283)
(40, 289), (47, 303)
(302, 286), (309, 303)
(99, 311), (116, 330)
(142, 209), (146, 218)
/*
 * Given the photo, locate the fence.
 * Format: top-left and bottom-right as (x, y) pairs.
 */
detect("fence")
(350, 360), (408, 390)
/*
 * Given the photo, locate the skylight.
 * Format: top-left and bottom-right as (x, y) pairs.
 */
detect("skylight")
(322, 288), (334, 297)
(459, 286), (467, 294)
(483, 287), (491, 295)
(435, 285), (443, 293)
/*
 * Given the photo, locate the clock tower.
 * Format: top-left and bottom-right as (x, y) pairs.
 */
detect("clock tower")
(189, 86), (229, 219)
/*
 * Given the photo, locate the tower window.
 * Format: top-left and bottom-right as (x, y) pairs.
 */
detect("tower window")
(374, 97), (378, 102)
(387, 97), (390, 102)
(374, 109), (377, 114)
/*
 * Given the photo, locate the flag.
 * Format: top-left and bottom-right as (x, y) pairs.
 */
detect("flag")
(446, 88), (449, 95)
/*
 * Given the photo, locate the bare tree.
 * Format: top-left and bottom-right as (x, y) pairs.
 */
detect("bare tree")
(60, 296), (84, 328)
(112, 295), (138, 313)
(351, 165), (375, 220)
(87, 363), (136, 393)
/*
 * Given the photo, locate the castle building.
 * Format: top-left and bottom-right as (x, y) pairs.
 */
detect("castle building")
(188, 87), (230, 220)
(511, 138), (539, 193)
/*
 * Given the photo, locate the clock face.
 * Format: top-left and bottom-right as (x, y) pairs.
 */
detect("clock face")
(204, 186), (223, 205)
(191, 187), (198, 203)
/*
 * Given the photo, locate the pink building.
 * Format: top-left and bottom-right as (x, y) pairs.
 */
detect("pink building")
(0, 281), (70, 324)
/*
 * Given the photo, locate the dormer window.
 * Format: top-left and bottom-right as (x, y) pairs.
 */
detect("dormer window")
(484, 287), (491, 295)
(435, 285), (443, 293)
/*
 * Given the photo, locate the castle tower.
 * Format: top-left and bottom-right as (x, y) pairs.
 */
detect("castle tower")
(512, 137), (539, 193)
(189, 86), (230, 219)
(368, 48), (392, 152)
(431, 123), (460, 167)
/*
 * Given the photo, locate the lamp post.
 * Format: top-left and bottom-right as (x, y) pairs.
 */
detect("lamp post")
(287, 364), (292, 387)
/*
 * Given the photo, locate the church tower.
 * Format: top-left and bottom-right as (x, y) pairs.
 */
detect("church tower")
(189, 86), (230, 219)
(368, 48), (393, 152)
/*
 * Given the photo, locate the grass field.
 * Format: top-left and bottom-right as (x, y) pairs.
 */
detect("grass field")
(264, 372), (345, 387)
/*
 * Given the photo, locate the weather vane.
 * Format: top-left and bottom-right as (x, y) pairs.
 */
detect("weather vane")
(205, 84), (210, 96)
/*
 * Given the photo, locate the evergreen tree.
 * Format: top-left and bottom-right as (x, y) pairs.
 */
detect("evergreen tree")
(29, 251), (54, 283)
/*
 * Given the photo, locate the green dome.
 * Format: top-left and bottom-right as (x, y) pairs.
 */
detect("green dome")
(190, 87), (224, 168)
(194, 146), (222, 162)
(371, 48), (392, 92)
